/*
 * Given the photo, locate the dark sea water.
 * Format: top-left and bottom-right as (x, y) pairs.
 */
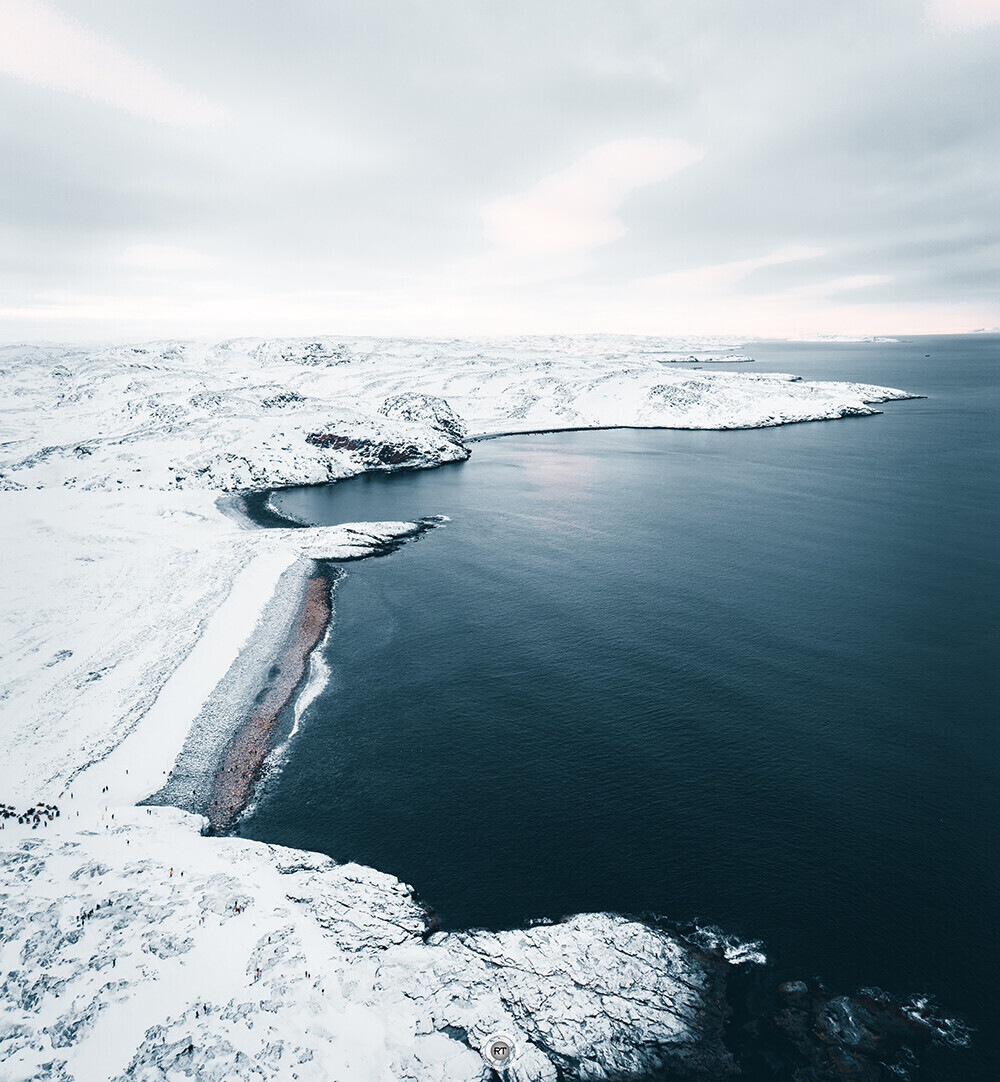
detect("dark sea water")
(246, 335), (998, 1079)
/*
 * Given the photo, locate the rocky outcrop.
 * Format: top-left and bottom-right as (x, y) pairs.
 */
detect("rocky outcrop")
(2, 811), (966, 1081)
(306, 395), (468, 471)
(303, 431), (467, 469)
(0, 809), (739, 1082)
(380, 393), (469, 443)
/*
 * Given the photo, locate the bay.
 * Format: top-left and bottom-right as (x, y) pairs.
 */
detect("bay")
(245, 335), (999, 1079)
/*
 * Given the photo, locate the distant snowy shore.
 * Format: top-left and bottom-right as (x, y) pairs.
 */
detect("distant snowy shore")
(0, 335), (915, 494)
(1, 336), (942, 1081)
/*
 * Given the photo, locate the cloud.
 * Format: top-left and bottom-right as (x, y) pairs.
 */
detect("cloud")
(789, 273), (894, 298)
(640, 246), (826, 294)
(926, 0), (1000, 30)
(120, 245), (219, 272)
(481, 138), (704, 258)
(602, 255), (907, 338)
(0, 0), (228, 126)
(0, 4), (996, 340)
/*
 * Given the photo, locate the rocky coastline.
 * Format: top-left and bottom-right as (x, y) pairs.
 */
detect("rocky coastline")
(0, 335), (963, 1081)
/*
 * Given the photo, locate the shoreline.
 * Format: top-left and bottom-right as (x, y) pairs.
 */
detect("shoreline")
(3, 421), (974, 1079)
(171, 418), (972, 1070)
(187, 401), (932, 835)
(144, 498), (444, 832)
(2, 337), (977, 1080)
(204, 566), (335, 833)
(466, 405), (923, 443)
(140, 554), (329, 825)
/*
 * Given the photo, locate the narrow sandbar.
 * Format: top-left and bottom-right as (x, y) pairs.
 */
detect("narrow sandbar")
(206, 569), (331, 832)
(142, 557), (337, 829)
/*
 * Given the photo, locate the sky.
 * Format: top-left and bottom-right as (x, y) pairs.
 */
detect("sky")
(0, 0), (997, 340)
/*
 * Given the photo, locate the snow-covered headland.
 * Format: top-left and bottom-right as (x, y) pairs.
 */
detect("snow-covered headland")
(1, 336), (950, 1080)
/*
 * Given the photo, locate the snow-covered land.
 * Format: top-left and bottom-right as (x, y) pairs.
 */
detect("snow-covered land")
(0, 336), (912, 493)
(0, 336), (936, 1080)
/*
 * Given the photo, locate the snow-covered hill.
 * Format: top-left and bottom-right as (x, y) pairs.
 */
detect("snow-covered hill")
(0, 336), (912, 492)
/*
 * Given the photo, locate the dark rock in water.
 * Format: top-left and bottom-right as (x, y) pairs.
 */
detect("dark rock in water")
(729, 972), (968, 1081)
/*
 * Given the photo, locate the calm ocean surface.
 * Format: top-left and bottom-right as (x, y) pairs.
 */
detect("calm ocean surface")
(246, 335), (998, 1078)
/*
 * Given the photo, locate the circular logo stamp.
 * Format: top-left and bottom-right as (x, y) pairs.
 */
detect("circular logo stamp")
(481, 1032), (516, 1068)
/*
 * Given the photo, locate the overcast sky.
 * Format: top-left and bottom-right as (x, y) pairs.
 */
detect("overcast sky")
(0, 0), (997, 340)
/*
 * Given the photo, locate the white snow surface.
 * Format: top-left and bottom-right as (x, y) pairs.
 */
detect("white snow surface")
(0, 336), (912, 493)
(0, 336), (916, 1080)
(1, 808), (733, 1082)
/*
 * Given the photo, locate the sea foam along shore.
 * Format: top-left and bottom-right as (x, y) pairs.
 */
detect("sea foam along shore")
(0, 336), (932, 1081)
(144, 510), (447, 833)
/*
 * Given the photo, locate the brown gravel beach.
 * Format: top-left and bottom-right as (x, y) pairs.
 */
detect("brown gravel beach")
(206, 571), (331, 832)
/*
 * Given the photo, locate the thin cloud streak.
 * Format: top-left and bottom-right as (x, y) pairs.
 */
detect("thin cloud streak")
(788, 274), (895, 299)
(120, 245), (220, 272)
(926, 0), (1000, 31)
(640, 246), (827, 295)
(0, 0), (228, 126)
(481, 139), (705, 257)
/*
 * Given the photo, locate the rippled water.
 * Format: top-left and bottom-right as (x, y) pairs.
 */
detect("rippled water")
(246, 336), (999, 1079)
